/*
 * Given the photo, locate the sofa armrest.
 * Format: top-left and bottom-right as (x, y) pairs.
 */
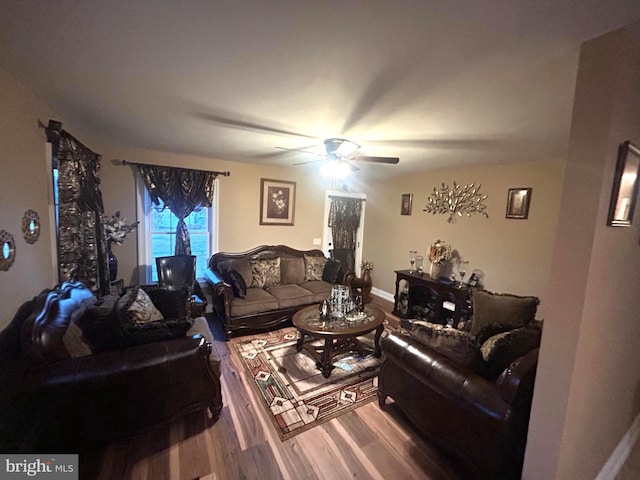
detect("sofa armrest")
(204, 268), (235, 318)
(381, 332), (510, 421)
(495, 348), (539, 404)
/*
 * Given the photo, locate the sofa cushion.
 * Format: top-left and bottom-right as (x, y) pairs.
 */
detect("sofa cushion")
(299, 280), (333, 303)
(479, 325), (542, 380)
(250, 257), (281, 288)
(322, 259), (342, 284)
(403, 319), (481, 371)
(229, 288), (279, 317)
(117, 287), (164, 325)
(304, 254), (328, 281)
(470, 290), (539, 336)
(266, 284), (316, 309)
(280, 256), (306, 285)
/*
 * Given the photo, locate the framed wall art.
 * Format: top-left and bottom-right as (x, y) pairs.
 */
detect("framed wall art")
(607, 141), (640, 227)
(401, 193), (413, 215)
(260, 178), (296, 226)
(506, 188), (532, 219)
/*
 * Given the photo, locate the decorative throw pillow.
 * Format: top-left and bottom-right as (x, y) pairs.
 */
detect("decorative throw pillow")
(404, 319), (481, 371)
(304, 254), (328, 281)
(473, 322), (520, 345)
(280, 256), (306, 284)
(77, 294), (123, 352)
(479, 325), (542, 380)
(117, 287), (164, 325)
(230, 257), (253, 290)
(218, 262), (247, 298)
(142, 285), (190, 319)
(250, 257), (281, 288)
(470, 290), (539, 336)
(120, 317), (194, 347)
(322, 259), (343, 284)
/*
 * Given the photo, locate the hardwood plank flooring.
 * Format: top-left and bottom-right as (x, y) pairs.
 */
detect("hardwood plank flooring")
(80, 298), (473, 480)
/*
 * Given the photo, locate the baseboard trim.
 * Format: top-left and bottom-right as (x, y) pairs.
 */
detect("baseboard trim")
(371, 287), (394, 304)
(596, 409), (640, 479)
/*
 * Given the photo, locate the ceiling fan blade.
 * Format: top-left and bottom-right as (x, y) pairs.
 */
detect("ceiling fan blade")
(353, 155), (400, 164)
(275, 146), (324, 156)
(293, 159), (323, 166)
(200, 113), (316, 139)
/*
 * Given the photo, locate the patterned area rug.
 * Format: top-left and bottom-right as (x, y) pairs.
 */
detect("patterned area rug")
(232, 327), (385, 441)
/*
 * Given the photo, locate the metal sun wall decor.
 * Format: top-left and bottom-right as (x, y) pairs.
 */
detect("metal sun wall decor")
(423, 182), (488, 223)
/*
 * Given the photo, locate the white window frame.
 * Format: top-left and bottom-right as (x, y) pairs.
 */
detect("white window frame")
(136, 174), (218, 284)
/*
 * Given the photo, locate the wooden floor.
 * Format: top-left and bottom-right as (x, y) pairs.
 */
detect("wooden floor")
(79, 299), (473, 480)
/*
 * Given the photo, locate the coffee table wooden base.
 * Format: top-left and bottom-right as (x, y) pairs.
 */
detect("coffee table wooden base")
(296, 324), (384, 378)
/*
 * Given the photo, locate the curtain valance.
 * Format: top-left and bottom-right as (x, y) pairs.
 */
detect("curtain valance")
(135, 163), (219, 255)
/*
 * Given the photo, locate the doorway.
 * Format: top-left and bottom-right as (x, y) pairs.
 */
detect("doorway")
(322, 190), (366, 276)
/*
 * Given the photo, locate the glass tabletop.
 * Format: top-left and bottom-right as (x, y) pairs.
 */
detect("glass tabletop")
(293, 304), (383, 335)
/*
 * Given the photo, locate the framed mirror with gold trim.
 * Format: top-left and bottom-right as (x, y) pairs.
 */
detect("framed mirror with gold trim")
(0, 230), (16, 271)
(22, 209), (41, 244)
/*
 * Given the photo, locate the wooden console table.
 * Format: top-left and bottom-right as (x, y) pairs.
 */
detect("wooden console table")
(393, 270), (472, 327)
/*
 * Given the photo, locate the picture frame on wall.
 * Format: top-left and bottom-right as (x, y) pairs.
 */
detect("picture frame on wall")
(260, 178), (296, 226)
(505, 188), (532, 219)
(401, 193), (413, 215)
(607, 141), (640, 227)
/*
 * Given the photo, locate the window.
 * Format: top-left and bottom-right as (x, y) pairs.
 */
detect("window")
(140, 182), (218, 283)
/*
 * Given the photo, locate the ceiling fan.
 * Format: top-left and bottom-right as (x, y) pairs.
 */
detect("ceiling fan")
(276, 138), (400, 166)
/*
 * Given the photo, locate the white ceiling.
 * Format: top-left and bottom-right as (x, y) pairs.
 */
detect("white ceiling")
(1, 1), (639, 178)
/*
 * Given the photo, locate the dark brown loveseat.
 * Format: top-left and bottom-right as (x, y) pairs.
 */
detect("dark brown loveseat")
(205, 245), (347, 339)
(0, 281), (222, 452)
(378, 290), (542, 479)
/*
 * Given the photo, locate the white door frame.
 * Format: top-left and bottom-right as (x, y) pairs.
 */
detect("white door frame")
(322, 190), (366, 276)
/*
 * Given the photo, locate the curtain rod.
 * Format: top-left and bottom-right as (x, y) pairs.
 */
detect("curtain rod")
(117, 159), (230, 177)
(328, 195), (366, 201)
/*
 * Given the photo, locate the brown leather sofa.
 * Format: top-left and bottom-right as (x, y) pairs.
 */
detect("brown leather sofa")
(205, 245), (347, 339)
(0, 281), (222, 452)
(378, 330), (539, 480)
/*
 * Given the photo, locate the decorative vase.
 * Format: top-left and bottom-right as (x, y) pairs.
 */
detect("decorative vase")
(359, 269), (373, 305)
(107, 241), (118, 282)
(429, 262), (443, 280)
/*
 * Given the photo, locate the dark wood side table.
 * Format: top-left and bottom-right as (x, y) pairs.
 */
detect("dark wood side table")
(393, 269), (472, 326)
(292, 304), (385, 378)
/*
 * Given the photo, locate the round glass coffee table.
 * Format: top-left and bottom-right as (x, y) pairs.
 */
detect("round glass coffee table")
(292, 303), (385, 378)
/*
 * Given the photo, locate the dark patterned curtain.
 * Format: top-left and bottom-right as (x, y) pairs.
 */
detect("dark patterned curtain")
(46, 120), (109, 294)
(136, 164), (217, 255)
(328, 196), (363, 250)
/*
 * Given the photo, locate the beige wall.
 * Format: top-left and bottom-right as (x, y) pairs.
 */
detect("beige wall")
(96, 146), (330, 284)
(524, 22), (640, 479)
(360, 160), (565, 319)
(0, 67), (57, 329)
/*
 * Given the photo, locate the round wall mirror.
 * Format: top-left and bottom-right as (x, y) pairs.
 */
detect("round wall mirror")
(0, 230), (16, 271)
(22, 209), (41, 244)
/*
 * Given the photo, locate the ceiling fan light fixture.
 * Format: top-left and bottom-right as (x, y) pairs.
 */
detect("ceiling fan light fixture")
(320, 157), (353, 179)
(324, 138), (360, 156)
